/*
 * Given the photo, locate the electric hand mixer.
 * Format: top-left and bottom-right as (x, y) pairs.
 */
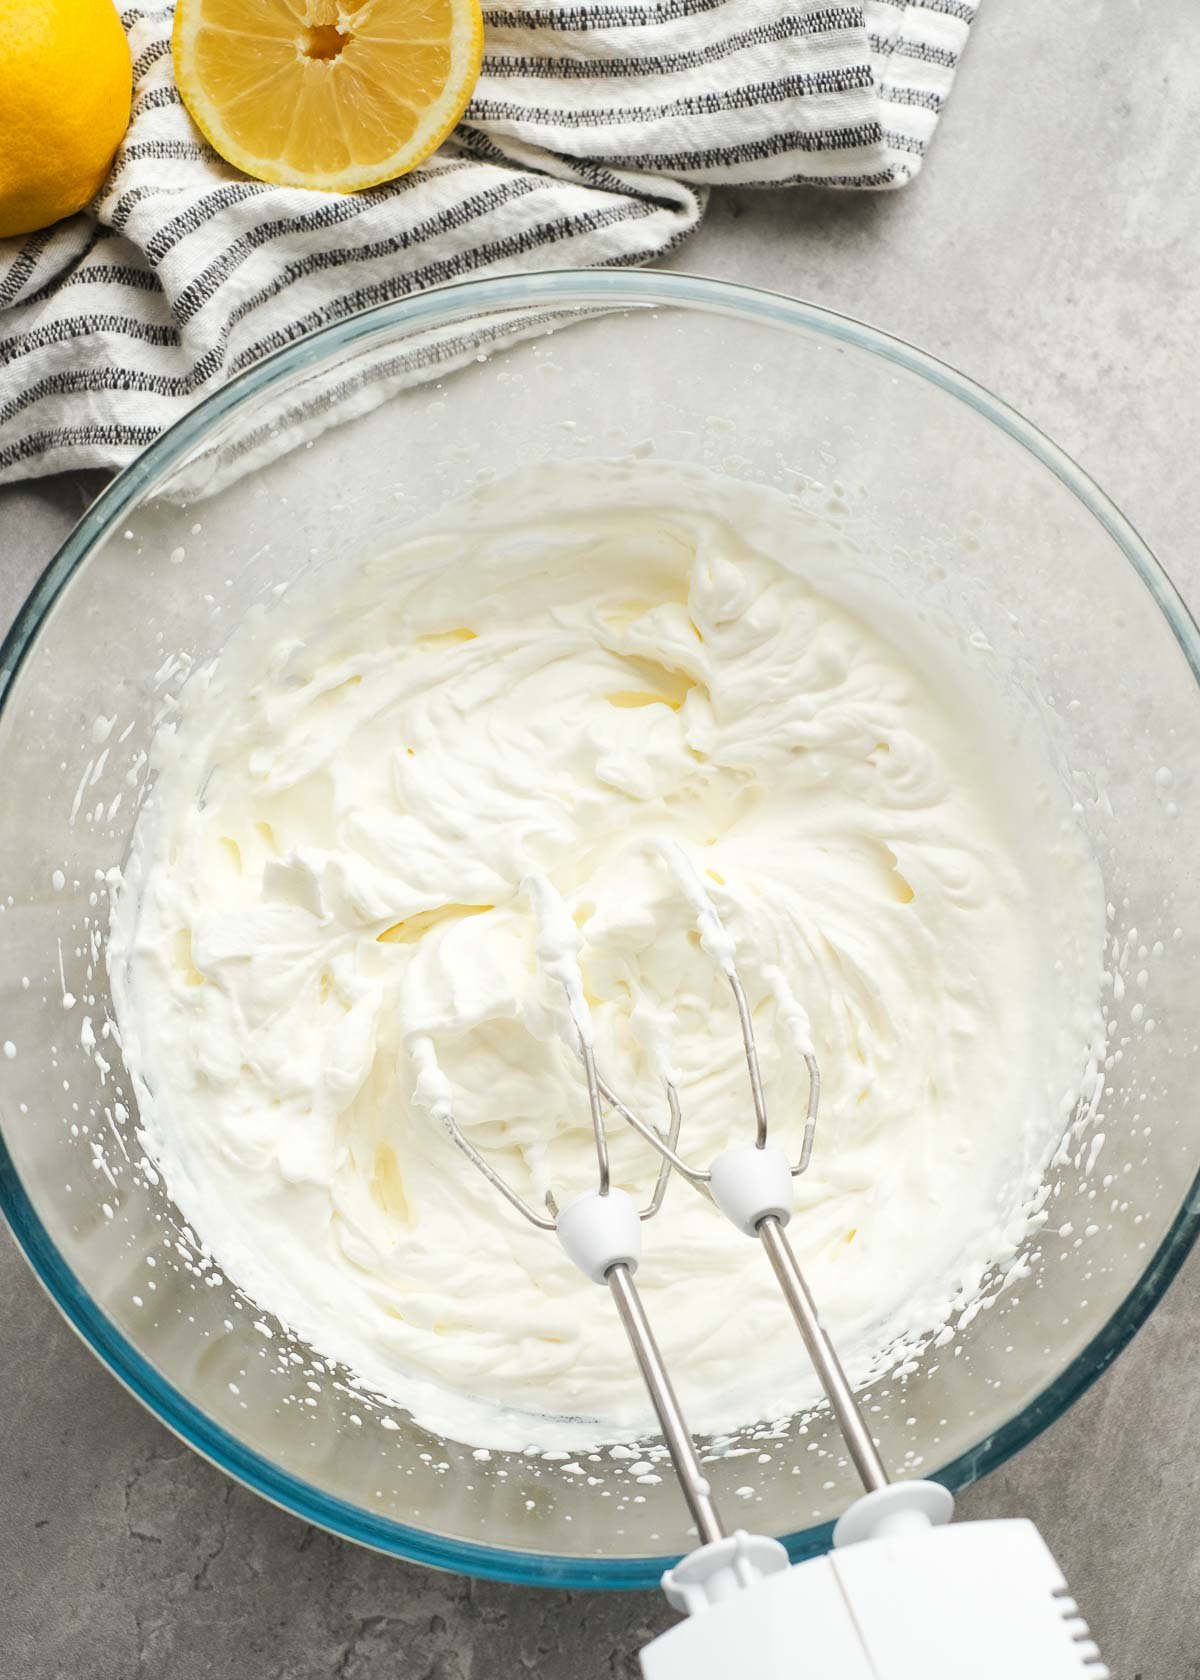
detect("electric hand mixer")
(433, 852), (1109, 1680)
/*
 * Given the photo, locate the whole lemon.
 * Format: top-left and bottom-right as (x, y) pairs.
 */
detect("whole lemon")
(0, 0), (132, 240)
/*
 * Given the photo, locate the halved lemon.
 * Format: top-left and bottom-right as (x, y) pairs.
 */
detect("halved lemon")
(172, 0), (484, 192)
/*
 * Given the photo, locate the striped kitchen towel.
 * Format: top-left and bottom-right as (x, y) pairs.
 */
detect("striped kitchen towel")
(0, 0), (977, 484)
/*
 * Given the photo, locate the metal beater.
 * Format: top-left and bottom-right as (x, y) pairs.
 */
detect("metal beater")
(432, 854), (1108, 1678)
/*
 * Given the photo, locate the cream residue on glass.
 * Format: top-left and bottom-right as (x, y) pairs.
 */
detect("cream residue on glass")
(108, 462), (1106, 1450)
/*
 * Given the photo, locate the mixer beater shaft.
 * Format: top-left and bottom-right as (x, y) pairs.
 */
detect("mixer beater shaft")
(606, 1263), (723, 1546)
(429, 1001), (728, 1544)
(599, 843), (891, 1501)
(756, 1215), (888, 1494)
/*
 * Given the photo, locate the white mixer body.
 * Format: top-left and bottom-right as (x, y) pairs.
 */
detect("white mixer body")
(640, 1519), (1108, 1680)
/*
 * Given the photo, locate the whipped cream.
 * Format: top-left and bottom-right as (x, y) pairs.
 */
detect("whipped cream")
(110, 463), (1106, 1449)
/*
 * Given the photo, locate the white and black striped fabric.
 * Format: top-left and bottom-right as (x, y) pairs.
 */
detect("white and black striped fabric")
(0, 0), (977, 484)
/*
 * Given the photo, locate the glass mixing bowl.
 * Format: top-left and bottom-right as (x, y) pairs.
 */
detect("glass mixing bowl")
(2, 271), (1198, 1588)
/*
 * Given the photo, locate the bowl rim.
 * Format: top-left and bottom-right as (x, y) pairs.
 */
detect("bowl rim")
(3, 266), (1199, 1589)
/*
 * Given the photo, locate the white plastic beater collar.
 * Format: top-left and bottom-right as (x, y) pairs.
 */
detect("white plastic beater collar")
(554, 1188), (642, 1283)
(707, 1142), (794, 1237)
(661, 1532), (791, 1614)
(834, 1480), (955, 1547)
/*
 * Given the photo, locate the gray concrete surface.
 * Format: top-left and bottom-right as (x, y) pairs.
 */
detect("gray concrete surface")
(3, 1), (1199, 1674)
